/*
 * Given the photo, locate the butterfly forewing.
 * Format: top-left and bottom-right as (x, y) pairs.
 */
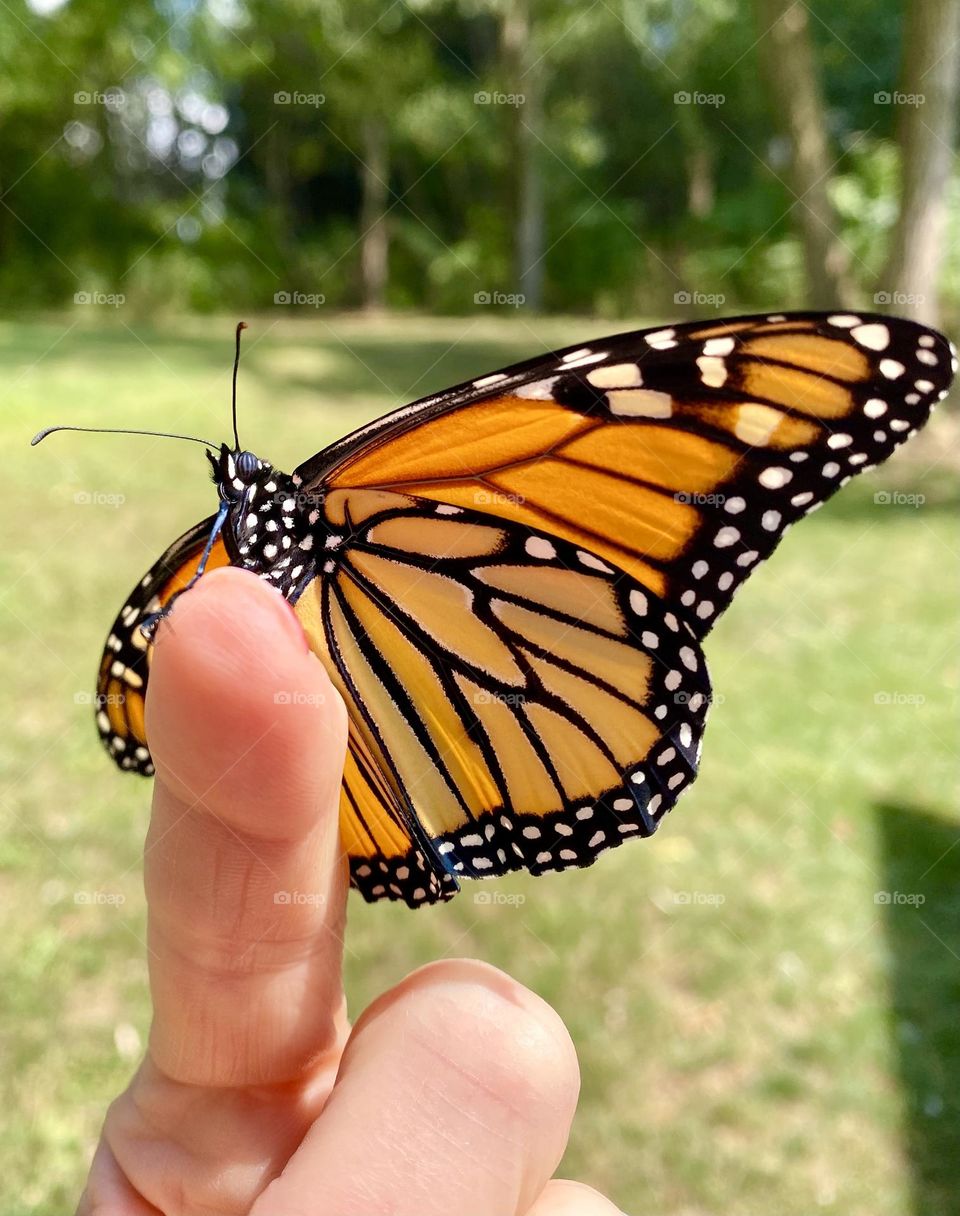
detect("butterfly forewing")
(308, 313), (955, 637)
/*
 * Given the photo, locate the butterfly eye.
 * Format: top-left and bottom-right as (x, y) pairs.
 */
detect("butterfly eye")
(236, 450), (259, 481)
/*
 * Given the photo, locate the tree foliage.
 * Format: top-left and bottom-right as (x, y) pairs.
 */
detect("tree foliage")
(0, 0), (956, 320)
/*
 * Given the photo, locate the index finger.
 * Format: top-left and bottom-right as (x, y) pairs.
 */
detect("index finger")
(143, 566), (349, 1087)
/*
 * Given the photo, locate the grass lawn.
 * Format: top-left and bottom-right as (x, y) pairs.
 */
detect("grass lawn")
(1, 312), (958, 1215)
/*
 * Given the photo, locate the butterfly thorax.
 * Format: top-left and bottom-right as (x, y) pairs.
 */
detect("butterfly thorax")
(210, 444), (317, 596)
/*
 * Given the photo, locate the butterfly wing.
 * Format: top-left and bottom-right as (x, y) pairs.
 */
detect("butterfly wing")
(288, 311), (954, 904)
(339, 722), (459, 904)
(300, 312), (956, 640)
(291, 489), (711, 905)
(96, 516), (231, 773)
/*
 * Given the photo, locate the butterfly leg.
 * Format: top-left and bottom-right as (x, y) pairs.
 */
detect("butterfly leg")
(141, 499), (232, 640)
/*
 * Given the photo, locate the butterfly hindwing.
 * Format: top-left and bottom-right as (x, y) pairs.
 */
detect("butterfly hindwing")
(291, 489), (711, 905)
(95, 516), (231, 773)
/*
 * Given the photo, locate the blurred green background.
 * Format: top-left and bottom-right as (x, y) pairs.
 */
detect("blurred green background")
(1, 1), (959, 1213)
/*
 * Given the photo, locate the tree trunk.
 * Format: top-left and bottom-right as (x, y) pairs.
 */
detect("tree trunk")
(503, 0), (544, 310)
(676, 102), (715, 218)
(755, 0), (855, 307)
(882, 0), (960, 326)
(360, 118), (389, 311)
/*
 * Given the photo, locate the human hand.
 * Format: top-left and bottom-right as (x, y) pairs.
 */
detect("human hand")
(77, 567), (624, 1216)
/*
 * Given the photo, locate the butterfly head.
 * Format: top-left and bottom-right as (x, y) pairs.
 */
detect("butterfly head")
(208, 442), (272, 502)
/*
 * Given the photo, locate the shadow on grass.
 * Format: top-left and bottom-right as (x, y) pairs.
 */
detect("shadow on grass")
(875, 801), (960, 1216)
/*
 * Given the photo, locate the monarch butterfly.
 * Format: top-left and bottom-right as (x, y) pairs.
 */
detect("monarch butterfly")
(38, 312), (956, 906)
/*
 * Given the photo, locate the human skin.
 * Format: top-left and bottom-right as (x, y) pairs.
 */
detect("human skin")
(76, 566), (625, 1216)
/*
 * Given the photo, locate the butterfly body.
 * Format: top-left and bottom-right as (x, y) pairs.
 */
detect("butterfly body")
(89, 312), (956, 906)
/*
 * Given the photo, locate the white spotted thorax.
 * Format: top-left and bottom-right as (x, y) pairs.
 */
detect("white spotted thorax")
(211, 443), (320, 596)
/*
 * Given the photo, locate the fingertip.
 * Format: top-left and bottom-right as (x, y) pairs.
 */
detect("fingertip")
(261, 956), (581, 1213)
(527, 1180), (629, 1215)
(353, 956), (581, 1121)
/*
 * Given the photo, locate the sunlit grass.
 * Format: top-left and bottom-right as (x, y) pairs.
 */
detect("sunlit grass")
(1, 313), (957, 1215)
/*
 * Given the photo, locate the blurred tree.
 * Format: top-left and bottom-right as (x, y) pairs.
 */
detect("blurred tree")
(501, 0), (544, 309)
(754, 0), (855, 307)
(0, 0), (956, 321)
(882, 0), (960, 326)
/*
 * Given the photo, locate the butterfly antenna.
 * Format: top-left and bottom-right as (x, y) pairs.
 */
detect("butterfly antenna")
(232, 321), (247, 451)
(31, 425), (219, 448)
